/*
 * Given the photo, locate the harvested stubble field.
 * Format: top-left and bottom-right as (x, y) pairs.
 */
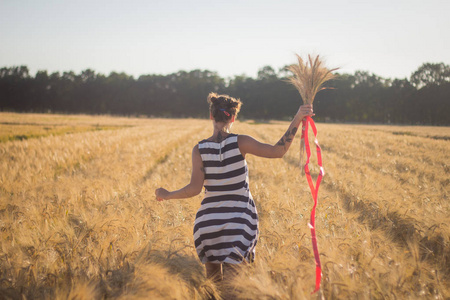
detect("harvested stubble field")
(0, 112), (449, 299)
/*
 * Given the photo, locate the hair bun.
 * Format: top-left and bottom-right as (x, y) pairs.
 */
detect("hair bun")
(207, 92), (219, 105)
(207, 92), (242, 122)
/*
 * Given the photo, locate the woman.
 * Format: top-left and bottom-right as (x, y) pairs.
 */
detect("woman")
(155, 92), (314, 285)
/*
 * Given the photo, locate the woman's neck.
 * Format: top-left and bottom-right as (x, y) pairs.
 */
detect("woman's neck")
(211, 122), (232, 142)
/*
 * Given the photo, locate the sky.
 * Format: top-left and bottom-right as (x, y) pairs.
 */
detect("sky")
(1, 0), (449, 80)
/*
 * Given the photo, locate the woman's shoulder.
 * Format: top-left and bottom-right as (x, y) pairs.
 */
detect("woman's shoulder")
(236, 134), (253, 142)
(199, 133), (238, 144)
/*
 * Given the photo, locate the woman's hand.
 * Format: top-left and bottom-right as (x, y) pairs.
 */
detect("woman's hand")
(155, 188), (170, 201)
(296, 104), (315, 120)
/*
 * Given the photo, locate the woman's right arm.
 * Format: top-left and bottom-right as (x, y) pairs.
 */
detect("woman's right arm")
(155, 145), (204, 201)
(238, 104), (314, 158)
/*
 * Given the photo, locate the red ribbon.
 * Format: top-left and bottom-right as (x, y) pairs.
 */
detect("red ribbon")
(301, 116), (324, 294)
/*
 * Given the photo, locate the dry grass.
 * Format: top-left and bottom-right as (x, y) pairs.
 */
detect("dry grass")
(0, 113), (449, 299)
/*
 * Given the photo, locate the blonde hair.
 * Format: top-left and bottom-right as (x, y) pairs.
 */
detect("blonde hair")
(207, 92), (242, 122)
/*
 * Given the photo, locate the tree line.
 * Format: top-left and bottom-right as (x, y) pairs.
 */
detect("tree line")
(0, 62), (449, 125)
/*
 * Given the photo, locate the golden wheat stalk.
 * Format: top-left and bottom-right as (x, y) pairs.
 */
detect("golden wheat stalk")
(286, 54), (338, 171)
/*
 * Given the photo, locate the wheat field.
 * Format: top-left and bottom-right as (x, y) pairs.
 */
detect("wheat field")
(0, 112), (449, 299)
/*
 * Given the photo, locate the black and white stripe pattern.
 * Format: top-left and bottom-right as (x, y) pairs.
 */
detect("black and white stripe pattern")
(194, 134), (259, 264)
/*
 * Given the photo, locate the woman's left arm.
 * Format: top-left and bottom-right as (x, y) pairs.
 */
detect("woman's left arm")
(239, 104), (314, 158)
(155, 145), (205, 201)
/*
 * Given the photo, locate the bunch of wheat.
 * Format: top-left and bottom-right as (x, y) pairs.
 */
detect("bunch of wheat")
(287, 54), (338, 105)
(287, 54), (338, 169)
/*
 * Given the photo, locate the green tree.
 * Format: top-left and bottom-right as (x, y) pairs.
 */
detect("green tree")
(410, 62), (450, 88)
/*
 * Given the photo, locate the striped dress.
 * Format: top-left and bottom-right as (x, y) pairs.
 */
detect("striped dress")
(194, 133), (259, 264)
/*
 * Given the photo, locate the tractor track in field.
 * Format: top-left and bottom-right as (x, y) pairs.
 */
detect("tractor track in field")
(50, 123), (203, 184)
(139, 125), (209, 184)
(321, 175), (450, 279)
(321, 141), (450, 279)
(50, 125), (169, 182)
(320, 143), (448, 188)
(320, 141), (448, 231)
